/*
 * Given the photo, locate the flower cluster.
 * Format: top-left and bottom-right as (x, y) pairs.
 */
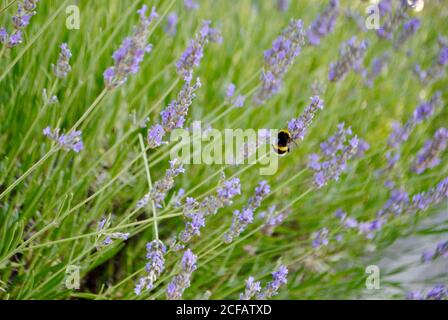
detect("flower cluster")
(308, 123), (359, 188)
(253, 19), (306, 106)
(276, 0), (290, 12)
(136, 159), (185, 209)
(135, 240), (166, 295)
(223, 181), (271, 243)
(377, 0), (410, 40)
(363, 52), (390, 88)
(312, 227), (329, 248)
(225, 83), (245, 108)
(412, 128), (448, 174)
(329, 36), (368, 82)
(43, 127), (84, 153)
(53, 43), (72, 79)
(407, 284), (448, 300)
(393, 18), (420, 49)
(258, 265), (288, 299)
(180, 177), (241, 244)
(96, 217), (130, 248)
(386, 92), (442, 168)
(260, 205), (291, 236)
(240, 265), (288, 300)
(184, 0), (199, 11)
(103, 5), (158, 89)
(422, 240), (448, 263)
(287, 96), (324, 141)
(307, 0), (339, 46)
(165, 12), (178, 36)
(0, 0), (39, 48)
(415, 37), (448, 84)
(334, 209), (384, 240)
(166, 249), (197, 300)
(147, 78), (202, 148)
(176, 20), (222, 82)
(240, 276), (261, 300)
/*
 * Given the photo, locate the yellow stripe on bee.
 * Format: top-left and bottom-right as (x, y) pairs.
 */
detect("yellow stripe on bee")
(276, 145), (288, 151)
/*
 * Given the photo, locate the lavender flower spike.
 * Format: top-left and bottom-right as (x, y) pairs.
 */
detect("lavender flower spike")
(276, 0), (290, 12)
(166, 249), (197, 300)
(288, 95), (324, 141)
(422, 240), (448, 263)
(407, 284), (448, 300)
(180, 177), (241, 243)
(147, 78), (202, 148)
(307, 0), (339, 46)
(258, 265), (288, 299)
(329, 36), (368, 82)
(1, 1), (39, 48)
(165, 12), (178, 36)
(412, 128), (448, 174)
(43, 126), (84, 153)
(135, 240), (166, 295)
(53, 43), (72, 79)
(254, 19), (306, 106)
(394, 18), (420, 49)
(223, 181), (270, 243)
(176, 20), (222, 81)
(104, 5), (158, 89)
(184, 0), (199, 11)
(136, 159), (185, 209)
(240, 276), (261, 300)
(308, 123), (359, 188)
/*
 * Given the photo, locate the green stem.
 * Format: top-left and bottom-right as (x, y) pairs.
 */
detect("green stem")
(138, 133), (159, 240)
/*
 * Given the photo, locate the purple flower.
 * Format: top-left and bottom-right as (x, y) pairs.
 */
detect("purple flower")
(226, 83), (246, 108)
(288, 96), (324, 141)
(258, 265), (288, 299)
(312, 227), (329, 248)
(363, 52), (390, 87)
(184, 0), (199, 10)
(307, 0), (339, 46)
(180, 177), (241, 243)
(386, 92), (442, 169)
(394, 18), (420, 48)
(261, 205), (291, 236)
(136, 159), (184, 209)
(421, 240), (448, 263)
(1, 1), (39, 48)
(412, 128), (448, 174)
(438, 47), (448, 65)
(53, 43), (72, 79)
(104, 5), (157, 89)
(377, 188), (409, 217)
(329, 36), (368, 82)
(134, 240), (166, 295)
(165, 12), (178, 36)
(176, 20), (222, 81)
(276, 0), (290, 12)
(411, 177), (448, 213)
(147, 123), (166, 149)
(408, 285), (447, 300)
(377, 1), (410, 40)
(240, 276), (262, 300)
(308, 123), (359, 188)
(166, 249), (197, 300)
(254, 19), (305, 106)
(147, 78), (201, 148)
(43, 126), (84, 153)
(96, 217), (129, 248)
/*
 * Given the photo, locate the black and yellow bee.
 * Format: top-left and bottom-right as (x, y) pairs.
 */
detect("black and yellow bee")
(273, 129), (293, 156)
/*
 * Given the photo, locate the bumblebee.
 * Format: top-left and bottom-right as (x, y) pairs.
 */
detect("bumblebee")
(273, 129), (292, 156)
